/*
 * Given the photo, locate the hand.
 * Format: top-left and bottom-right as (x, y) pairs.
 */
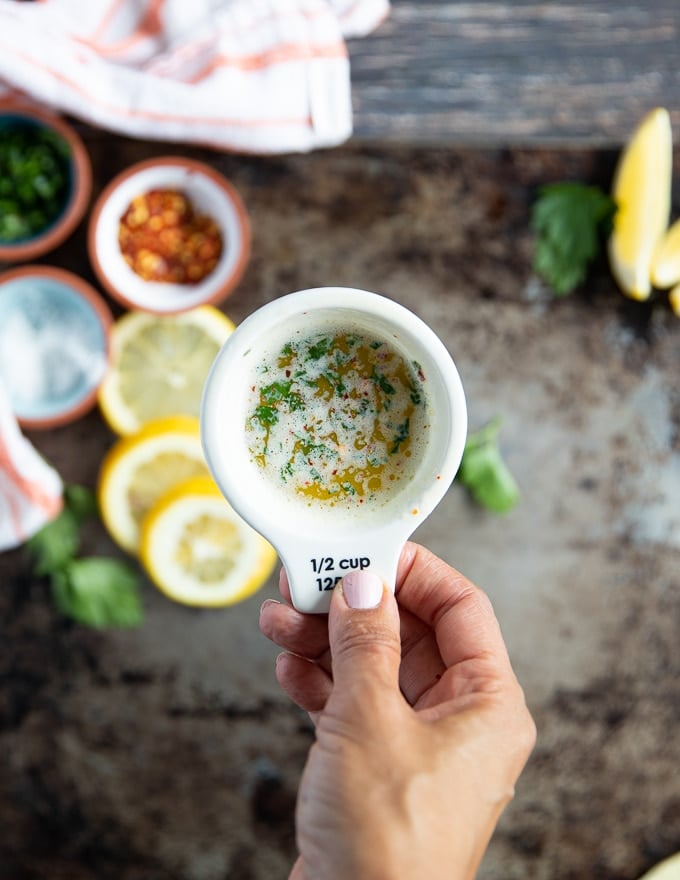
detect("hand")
(259, 542), (536, 880)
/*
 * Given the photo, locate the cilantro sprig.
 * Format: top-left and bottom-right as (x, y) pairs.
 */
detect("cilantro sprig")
(26, 485), (142, 628)
(458, 419), (520, 514)
(531, 182), (616, 296)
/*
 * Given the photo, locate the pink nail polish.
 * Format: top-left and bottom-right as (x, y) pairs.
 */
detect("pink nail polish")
(342, 570), (383, 609)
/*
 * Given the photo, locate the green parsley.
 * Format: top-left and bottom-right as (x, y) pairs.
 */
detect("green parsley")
(457, 419), (520, 514)
(531, 182), (616, 296)
(26, 485), (142, 628)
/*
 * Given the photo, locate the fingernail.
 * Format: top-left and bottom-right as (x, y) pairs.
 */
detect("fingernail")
(259, 598), (280, 615)
(342, 570), (383, 609)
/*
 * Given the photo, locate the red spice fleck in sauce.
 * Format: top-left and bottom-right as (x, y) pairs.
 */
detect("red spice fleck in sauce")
(118, 189), (222, 284)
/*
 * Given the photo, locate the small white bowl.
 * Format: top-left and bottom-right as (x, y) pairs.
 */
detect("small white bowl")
(88, 157), (250, 315)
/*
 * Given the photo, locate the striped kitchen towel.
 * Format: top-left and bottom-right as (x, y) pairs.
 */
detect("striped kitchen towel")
(0, 0), (389, 153)
(0, 378), (63, 552)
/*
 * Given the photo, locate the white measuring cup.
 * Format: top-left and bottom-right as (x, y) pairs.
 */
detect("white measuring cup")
(201, 287), (467, 613)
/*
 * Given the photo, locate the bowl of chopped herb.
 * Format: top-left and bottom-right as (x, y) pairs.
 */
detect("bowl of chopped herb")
(201, 287), (468, 614)
(0, 100), (92, 262)
(87, 157), (250, 315)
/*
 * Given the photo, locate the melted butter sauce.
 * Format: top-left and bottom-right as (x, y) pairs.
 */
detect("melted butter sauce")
(245, 327), (429, 510)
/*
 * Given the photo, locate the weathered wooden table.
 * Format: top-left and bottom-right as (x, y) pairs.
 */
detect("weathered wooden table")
(350, 1), (680, 145)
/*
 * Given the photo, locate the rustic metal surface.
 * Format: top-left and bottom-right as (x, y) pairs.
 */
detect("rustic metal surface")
(1, 136), (679, 879)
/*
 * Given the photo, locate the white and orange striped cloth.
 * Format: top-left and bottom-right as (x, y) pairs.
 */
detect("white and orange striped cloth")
(0, 379), (63, 552)
(0, 0), (389, 153)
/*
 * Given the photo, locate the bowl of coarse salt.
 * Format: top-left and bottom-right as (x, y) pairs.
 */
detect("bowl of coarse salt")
(0, 266), (112, 429)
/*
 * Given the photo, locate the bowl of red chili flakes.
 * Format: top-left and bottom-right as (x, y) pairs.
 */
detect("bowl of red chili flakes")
(88, 157), (250, 315)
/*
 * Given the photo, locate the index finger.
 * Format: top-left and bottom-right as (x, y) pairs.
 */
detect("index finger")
(395, 542), (512, 672)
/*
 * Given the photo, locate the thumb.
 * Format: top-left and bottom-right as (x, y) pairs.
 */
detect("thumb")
(328, 570), (402, 696)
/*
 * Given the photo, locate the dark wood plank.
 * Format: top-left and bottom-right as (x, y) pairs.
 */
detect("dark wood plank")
(348, 1), (680, 145)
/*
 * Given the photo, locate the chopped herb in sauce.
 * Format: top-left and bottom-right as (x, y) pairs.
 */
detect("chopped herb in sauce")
(371, 368), (396, 397)
(253, 404), (278, 427)
(391, 418), (410, 454)
(307, 338), (331, 361)
(245, 328), (429, 509)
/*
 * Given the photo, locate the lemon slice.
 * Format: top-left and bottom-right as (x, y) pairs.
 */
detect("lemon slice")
(140, 476), (277, 607)
(638, 852), (680, 880)
(651, 218), (680, 289)
(608, 107), (672, 301)
(669, 285), (680, 317)
(98, 306), (234, 436)
(98, 416), (208, 554)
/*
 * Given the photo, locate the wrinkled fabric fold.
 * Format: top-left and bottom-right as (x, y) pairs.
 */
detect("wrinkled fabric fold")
(0, 0), (389, 153)
(0, 380), (63, 552)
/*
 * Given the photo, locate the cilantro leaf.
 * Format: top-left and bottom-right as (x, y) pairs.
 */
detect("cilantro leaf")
(26, 507), (80, 576)
(64, 484), (98, 523)
(26, 483), (143, 629)
(27, 486), (101, 575)
(458, 419), (520, 514)
(52, 558), (142, 629)
(531, 182), (616, 296)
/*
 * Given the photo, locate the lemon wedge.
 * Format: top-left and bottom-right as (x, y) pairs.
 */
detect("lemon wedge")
(638, 852), (680, 880)
(608, 107), (672, 300)
(98, 416), (208, 554)
(651, 218), (680, 289)
(98, 306), (234, 436)
(140, 476), (277, 607)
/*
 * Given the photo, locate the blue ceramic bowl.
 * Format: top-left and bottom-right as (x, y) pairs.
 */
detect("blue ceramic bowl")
(0, 266), (111, 429)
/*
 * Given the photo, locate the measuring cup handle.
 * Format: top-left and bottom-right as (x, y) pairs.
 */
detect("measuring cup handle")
(279, 537), (404, 613)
